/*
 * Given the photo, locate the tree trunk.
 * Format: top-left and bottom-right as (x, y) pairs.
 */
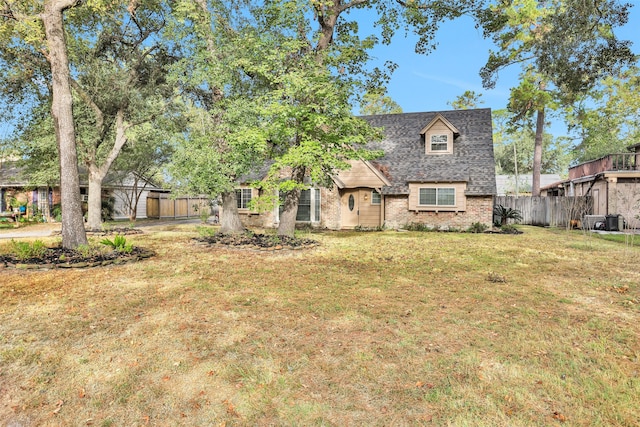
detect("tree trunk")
(532, 107), (545, 197)
(86, 173), (103, 230)
(277, 166), (306, 237)
(219, 190), (244, 234)
(277, 188), (300, 237)
(129, 178), (140, 221)
(86, 110), (129, 229)
(43, 0), (88, 249)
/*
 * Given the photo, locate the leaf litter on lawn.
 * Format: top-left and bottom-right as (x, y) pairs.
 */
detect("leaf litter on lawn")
(1, 226), (639, 425)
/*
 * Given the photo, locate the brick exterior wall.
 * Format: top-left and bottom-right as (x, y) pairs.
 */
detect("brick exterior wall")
(320, 186), (341, 229)
(236, 190), (493, 231)
(384, 195), (493, 230)
(239, 212), (272, 229)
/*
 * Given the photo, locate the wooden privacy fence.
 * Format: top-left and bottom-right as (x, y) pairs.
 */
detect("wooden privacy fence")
(146, 192), (216, 219)
(494, 196), (592, 228)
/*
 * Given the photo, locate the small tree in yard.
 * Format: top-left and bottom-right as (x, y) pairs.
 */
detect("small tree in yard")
(110, 121), (174, 221)
(615, 180), (640, 248)
(560, 196), (591, 231)
(494, 205), (523, 227)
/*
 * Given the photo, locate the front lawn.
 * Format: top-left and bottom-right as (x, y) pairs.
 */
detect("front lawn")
(1, 226), (638, 426)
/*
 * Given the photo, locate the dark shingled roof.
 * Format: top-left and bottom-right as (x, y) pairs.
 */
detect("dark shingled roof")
(360, 108), (497, 196)
(0, 161), (29, 187)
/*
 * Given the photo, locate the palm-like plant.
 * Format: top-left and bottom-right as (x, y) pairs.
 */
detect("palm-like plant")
(493, 205), (523, 226)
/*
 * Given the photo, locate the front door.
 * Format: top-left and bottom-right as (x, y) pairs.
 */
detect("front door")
(341, 189), (360, 228)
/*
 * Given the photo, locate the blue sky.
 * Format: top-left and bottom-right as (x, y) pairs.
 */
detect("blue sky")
(362, 3), (640, 137)
(2, 4), (638, 141)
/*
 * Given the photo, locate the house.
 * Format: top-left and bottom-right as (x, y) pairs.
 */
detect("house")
(541, 143), (640, 228)
(0, 161), (57, 219)
(0, 161), (163, 221)
(233, 108), (497, 230)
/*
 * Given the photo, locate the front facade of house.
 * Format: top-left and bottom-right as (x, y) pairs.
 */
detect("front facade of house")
(233, 109), (497, 230)
(542, 143), (640, 228)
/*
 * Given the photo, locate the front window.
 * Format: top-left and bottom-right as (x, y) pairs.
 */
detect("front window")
(296, 189), (311, 221)
(280, 189), (321, 222)
(296, 189), (321, 222)
(430, 134), (448, 152)
(236, 188), (252, 209)
(419, 188), (455, 206)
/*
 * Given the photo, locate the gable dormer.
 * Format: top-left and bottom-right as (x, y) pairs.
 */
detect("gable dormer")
(420, 114), (459, 155)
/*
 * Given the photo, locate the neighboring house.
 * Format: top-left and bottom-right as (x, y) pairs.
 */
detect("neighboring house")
(0, 161), (58, 218)
(103, 172), (165, 220)
(0, 161), (163, 220)
(233, 108), (497, 230)
(496, 174), (562, 196)
(541, 143), (640, 228)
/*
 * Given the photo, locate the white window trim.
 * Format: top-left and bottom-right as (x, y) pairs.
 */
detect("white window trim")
(297, 188), (320, 223)
(430, 134), (448, 152)
(276, 188), (321, 223)
(236, 188), (252, 210)
(371, 190), (381, 205)
(418, 187), (456, 207)
(426, 131), (453, 155)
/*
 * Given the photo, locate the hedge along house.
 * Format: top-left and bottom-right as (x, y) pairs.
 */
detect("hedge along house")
(232, 108), (497, 230)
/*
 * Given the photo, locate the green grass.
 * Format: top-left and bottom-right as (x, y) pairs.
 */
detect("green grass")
(590, 230), (639, 246)
(0, 225), (639, 425)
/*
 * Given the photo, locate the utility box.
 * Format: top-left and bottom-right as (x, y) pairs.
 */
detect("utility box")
(605, 214), (623, 231)
(583, 215), (606, 230)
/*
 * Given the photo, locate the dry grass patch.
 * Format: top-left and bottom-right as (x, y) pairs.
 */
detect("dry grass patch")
(1, 225), (639, 426)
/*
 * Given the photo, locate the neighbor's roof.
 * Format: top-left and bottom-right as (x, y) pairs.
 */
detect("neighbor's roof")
(361, 108), (497, 196)
(0, 161), (163, 190)
(496, 174), (562, 196)
(0, 161), (30, 187)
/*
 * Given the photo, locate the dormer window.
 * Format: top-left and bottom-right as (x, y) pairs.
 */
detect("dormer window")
(430, 134), (449, 152)
(420, 113), (458, 155)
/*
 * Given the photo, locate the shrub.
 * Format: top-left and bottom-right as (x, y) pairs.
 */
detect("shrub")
(197, 226), (217, 237)
(467, 222), (489, 233)
(76, 244), (100, 258)
(404, 222), (433, 232)
(493, 205), (523, 226)
(354, 225), (384, 232)
(500, 224), (521, 234)
(101, 197), (115, 221)
(10, 239), (48, 260)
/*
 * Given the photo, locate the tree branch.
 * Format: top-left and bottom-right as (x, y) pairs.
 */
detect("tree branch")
(56, 0), (83, 13)
(69, 77), (105, 136)
(96, 108), (128, 178)
(1, 1), (40, 21)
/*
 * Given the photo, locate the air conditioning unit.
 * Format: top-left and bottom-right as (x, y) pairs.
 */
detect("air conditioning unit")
(81, 195), (89, 202)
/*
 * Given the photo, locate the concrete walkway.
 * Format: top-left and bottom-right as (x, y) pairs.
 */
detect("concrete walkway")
(0, 223), (61, 239)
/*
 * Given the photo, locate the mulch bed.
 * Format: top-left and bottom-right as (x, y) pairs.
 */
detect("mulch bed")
(0, 246), (155, 270)
(50, 227), (145, 237)
(194, 232), (319, 251)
